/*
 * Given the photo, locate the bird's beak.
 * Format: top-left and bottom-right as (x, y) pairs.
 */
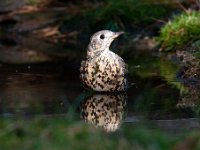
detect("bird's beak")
(112, 31), (124, 39)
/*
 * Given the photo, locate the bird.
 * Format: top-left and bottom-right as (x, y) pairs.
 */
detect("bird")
(80, 30), (128, 92)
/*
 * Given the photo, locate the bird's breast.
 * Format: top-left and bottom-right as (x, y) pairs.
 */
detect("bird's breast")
(80, 51), (126, 92)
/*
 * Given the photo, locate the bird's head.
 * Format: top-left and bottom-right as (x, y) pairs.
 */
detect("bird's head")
(87, 30), (124, 57)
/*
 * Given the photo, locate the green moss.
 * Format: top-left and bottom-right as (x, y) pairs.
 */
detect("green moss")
(157, 11), (200, 51)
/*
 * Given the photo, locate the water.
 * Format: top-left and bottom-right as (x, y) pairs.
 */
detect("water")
(0, 48), (199, 134)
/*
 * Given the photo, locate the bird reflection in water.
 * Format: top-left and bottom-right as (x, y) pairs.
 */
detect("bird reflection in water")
(80, 94), (126, 132)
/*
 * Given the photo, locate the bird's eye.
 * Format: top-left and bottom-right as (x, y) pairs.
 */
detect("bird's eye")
(100, 34), (105, 39)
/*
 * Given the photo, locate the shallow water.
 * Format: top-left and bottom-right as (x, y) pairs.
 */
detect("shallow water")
(0, 48), (199, 134)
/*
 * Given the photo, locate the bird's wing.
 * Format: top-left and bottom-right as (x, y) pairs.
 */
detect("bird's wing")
(115, 54), (128, 76)
(80, 59), (87, 80)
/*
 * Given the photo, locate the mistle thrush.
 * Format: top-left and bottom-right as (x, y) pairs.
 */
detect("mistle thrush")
(80, 30), (127, 92)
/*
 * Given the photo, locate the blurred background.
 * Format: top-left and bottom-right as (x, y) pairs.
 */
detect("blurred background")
(0, 0), (200, 149)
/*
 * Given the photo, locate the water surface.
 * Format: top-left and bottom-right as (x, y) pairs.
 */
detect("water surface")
(0, 48), (199, 134)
